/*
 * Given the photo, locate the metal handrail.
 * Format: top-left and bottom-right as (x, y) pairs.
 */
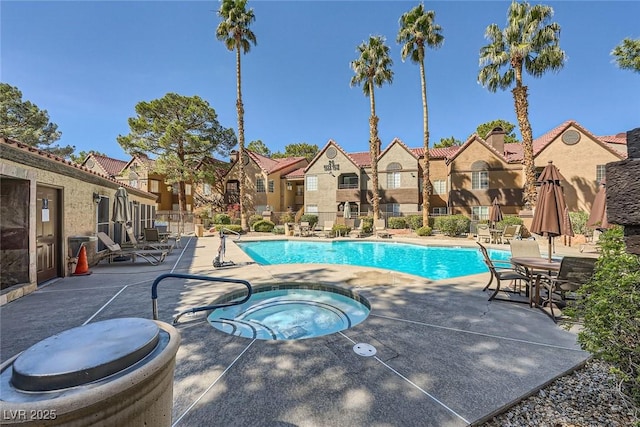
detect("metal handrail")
(221, 227), (241, 240)
(151, 273), (252, 324)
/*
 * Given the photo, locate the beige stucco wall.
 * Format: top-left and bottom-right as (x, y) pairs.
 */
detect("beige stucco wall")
(534, 126), (622, 212)
(428, 158), (449, 210)
(1, 154), (157, 304)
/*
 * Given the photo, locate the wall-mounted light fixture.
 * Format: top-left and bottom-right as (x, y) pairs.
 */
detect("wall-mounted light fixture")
(286, 182), (293, 191)
(92, 192), (101, 204)
(166, 185), (173, 192)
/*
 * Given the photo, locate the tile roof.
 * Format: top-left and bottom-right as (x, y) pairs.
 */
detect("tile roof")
(1, 137), (154, 197)
(89, 154), (128, 177)
(597, 132), (627, 145)
(284, 167), (305, 179)
(532, 120), (626, 159)
(248, 151), (306, 174)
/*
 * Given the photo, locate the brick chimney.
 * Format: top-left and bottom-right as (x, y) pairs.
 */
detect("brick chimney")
(485, 127), (505, 155)
(230, 150), (239, 163)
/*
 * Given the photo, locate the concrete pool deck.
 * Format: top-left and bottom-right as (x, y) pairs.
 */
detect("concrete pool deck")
(0, 233), (592, 426)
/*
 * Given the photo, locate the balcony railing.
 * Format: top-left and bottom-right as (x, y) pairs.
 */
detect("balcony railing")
(337, 183), (359, 190)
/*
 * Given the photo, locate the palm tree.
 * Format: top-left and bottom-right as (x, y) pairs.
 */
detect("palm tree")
(216, 0), (257, 230)
(397, 4), (444, 227)
(350, 36), (394, 221)
(478, 0), (565, 208)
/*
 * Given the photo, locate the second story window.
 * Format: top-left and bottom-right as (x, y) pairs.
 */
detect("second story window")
(150, 180), (159, 193)
(203, 183), (212, 196)
(387, 172), (401, 189)
(268, 180), (274, 193)
(472, 171), (489, 190)
(306, 176), (318, 191)
(432, 180), (446, 195)
(185, 184), (192, 195)
(256, 178), (265, 193)
(596, 165), (606, 183)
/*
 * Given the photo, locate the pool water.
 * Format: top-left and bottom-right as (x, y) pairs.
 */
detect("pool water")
(237, 240), (510, 280)
(207, 287), (370, 340)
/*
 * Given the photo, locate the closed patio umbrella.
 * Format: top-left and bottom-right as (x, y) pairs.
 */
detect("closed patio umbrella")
(530, 161), (574, 261)
(586, 179), (610, 231)
(343, 202), (351, 219)
(112, 187), (132, 244)
(489, 197), (503, 228)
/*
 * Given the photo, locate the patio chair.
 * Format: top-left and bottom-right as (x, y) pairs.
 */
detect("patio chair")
(478, 243), (531, 302)
(509, 239), (543, 274)
(96, 232), (167, 265)
(375, 219), (391, 239)
(322, 221), (335, 238)
(501, 225), (521, 243)
(349, 219), (366, 238)
(300, 221), (312, 237)
(534, 256), (597, 322)
(126, 226), (174, 253)
(144, 228), (178, 251)
(476, 224), (491, 243)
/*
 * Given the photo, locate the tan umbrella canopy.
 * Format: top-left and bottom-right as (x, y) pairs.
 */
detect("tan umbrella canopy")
(530, 161), (574, 261)
(343, 202), (351, 219)
(489, 197), (503, 227)
(586, 179), (610, 230)
(112, 187), (132, 244)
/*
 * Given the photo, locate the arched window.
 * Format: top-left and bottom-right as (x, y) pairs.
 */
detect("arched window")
(387, 162), (402, 188)
(471, 161), (489, 190)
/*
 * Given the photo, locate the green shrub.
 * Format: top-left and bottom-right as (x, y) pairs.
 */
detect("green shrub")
(212, 224), (243, 234)
(272, 225), (285, 235)
(416, 226), (432, 236)
(567, 227), (640, 406)
(280, 212), (295, 224)
(213, 213), (231, 224)
(248, 214), (263, 229)
(332, 224), (351, 236)
(569, 211), (590, 235)
(496, 215), (523, 230)
(360, 216), (374, 234)
(406, 215), (424, 230)
(301, 214), (318, 229)
(388, 217), (406, 229)
(433, 215), (470, 236)
(252, 220), (275, 232)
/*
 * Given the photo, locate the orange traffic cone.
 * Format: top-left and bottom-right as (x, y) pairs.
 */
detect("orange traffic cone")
(73, 246), (92, 276)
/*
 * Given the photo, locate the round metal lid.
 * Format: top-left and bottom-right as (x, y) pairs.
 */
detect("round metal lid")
(11, 318), (160, 392)
(353, 343), (377, 357)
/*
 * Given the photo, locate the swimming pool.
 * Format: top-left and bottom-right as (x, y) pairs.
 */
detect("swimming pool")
(237, 240), (510, 280)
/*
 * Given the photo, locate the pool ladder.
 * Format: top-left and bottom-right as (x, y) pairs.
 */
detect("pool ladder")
(151, 273), (253, 325)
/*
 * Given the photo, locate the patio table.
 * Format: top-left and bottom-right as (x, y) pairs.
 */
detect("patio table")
(510, 257), (561, 307)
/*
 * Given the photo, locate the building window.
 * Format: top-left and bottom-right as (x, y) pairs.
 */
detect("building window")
(471, 206), (489, 221)
(150, 180), (160, 193)
(186, 204), (192, 212)
(306, 176), (318, 191)
(185, 184), (192, 195)
(96, 197), (110, 251)
(256, 178), (265, 193)
(432, 180), (446, 195)
(385, 203), (400, 216)
(268, 180), (274, 193)
(472, 171), (489, 190)
(387, 172), (401, 189)
(129, 179), (138, 188)
(306, 204), (318, 214)
(432, 207), (448, 215)
(203, 183), (211, 196)
(296, 185), (304, 196)
(226, 181), (239, 193)
(596, 165), (606, 183)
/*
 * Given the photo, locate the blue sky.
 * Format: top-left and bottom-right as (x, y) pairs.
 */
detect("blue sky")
(2, 1), (638, 161)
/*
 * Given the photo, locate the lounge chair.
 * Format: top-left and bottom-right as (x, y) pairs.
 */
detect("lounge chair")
(476, 224), (491, 243)
(501, 225), (521, 243)
(322, 221), (335, 238)
(375, 219), (391, 238)
(96, 232), (167, 265)
(349, 219), (366, 238)
(126, 226), (174, 253)
(145, 228), (180, 250)
(534, 256), (597, 322)
(300, 221), (312, 237)
(478, 243), (531, 302)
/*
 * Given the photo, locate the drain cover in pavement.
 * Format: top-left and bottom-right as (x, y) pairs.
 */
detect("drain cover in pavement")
(353, 343), (377, 357)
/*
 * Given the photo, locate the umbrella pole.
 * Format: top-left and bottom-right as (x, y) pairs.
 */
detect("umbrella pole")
(548, 236), (552, 262)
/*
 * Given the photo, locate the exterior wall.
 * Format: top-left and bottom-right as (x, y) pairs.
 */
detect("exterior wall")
(379, 144), (420, 213)
(534, 126), (622, 212)
(427, 158), (449, 212)
(449, 141), (522, 215)
(0, 150), (157, 304)
(305, 145), (360, 217)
